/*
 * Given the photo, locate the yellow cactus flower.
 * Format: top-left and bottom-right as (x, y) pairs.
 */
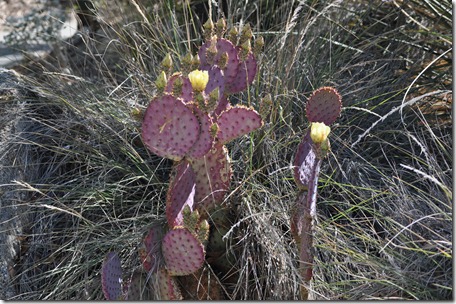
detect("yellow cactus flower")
(188, 70), (209, 92)
(310, 122), (331, 144)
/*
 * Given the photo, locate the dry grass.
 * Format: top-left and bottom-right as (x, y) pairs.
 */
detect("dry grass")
(4, 0), (451, 300)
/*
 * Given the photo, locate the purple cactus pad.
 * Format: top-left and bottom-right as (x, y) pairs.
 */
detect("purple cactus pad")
(162, 228), (205, 276)
(191, 143), (232, 212)
(166, 161), (196, 228)
(216, 105), (263, 144)
(293, 129), (322, 190)
(142, 94), (200, 161)
(226, 51), (257, 94)
(204, 66), (225, 98)
(101, 251), (123, 300)
(187, 106), (214, 159)
(140, 225), (165, 273)
(153, 268), (182, 300)
(199, 38), (239, 84)
(305, 87), (342, 125)
(165, 73), (193, 103)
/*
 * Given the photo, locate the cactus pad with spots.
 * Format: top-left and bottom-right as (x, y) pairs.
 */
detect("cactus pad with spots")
(305, 87), (342, 125)
(162, 227), (205, 276)
(142, 94), (200, 161)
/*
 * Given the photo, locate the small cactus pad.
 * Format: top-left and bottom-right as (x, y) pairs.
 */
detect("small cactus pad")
(140, 225), (165, 273)
(190, 143), (232, 212)
(293, 129), (321, 190)
(226, 51), (257, 94)
(290, 192), (314, 284)
(305, 86), (342, 125)
(124, 271), (153, 300)
(213, 95), (230, 117)
(101, 251), (123, 300)
(204, 66), (225, 99)
(166, 161), (196, 228)
(187, 106), (214, 159)
(165, 73), (193, 103)
(199, 38), (239, 82)
(153, 268), (183, 300)
(142, 94), (200, 161)
(162, 227), (205, 276)
(216, 105), (263, 144)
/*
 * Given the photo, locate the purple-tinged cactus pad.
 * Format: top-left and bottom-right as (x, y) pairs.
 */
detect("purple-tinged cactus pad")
(142, 94), (200, 161)
(153, 268), (183, 300)
(213, 96), (230, 117)
(166, 161), (196, 228)
(190, 143), (232, 212)
(199, 38), (239, 83)
(293, 129), (322, 190)
(139, 225), (165, 273)
(187, 106), (214, 159)
(305, 86), (342, 125)
(162, 227), (205, 276)
(124, 271), (152, 300)
(290, 191), (314, 283)
(204, 66), (225, 98)
(101, 251), (123, 300)
(226, 51), (257, 94)
(165, 73), (193, 103)
(217, 105), (263, 144)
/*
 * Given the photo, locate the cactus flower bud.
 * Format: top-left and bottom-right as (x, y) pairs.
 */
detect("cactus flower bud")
(253, 36), (264, 57)
(310, 122), (330, 144)
(188, 70), (209, 92)
(161, 53), (173, 72)
(155, 71), (167, 92)
(228, 26), (239, 44)
(215, 18), (227, 37)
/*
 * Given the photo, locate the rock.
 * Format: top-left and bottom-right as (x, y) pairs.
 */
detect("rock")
(0, 0), (78, 68)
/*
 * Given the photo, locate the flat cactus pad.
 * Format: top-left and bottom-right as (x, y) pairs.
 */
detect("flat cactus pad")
(293, 129), (321, 190)
(305, 86), (342, 125)
(187, 106), (214, 159)
(142, 94), (200, 161)
(165, 73), (193, 103)
(190, 143), (232, 212)
(124, 271), (153, 300)
(166, 161), (196, 228)
(140, 225), (165, 273)
(101, 251), (123, 300)
(162, 227), (205, 276)
(153, 268), (183, 300)
(226, 51), (257, 94)
(216, 105), (263, 144)
(199, 38), (239, 82)
(204, 66), (225, 99)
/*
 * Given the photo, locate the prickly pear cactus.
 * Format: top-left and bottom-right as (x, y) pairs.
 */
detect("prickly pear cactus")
(292, 86), (342, 299)
(166, 161), (196, 228)
(101, 251), (124, 300)
(305, 86), (342, 125)
(141, 94), (200, 161)
(216, 105), (263, 145)
(153, 268), (183, 300)
(139, 225), (165, 273)
(133, 17), (266, 300)
(161, 227), (206, 276)
(124, 271), (153, 300)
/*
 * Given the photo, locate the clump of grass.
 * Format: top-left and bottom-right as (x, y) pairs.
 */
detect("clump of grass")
(6, 0), (451, 300)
